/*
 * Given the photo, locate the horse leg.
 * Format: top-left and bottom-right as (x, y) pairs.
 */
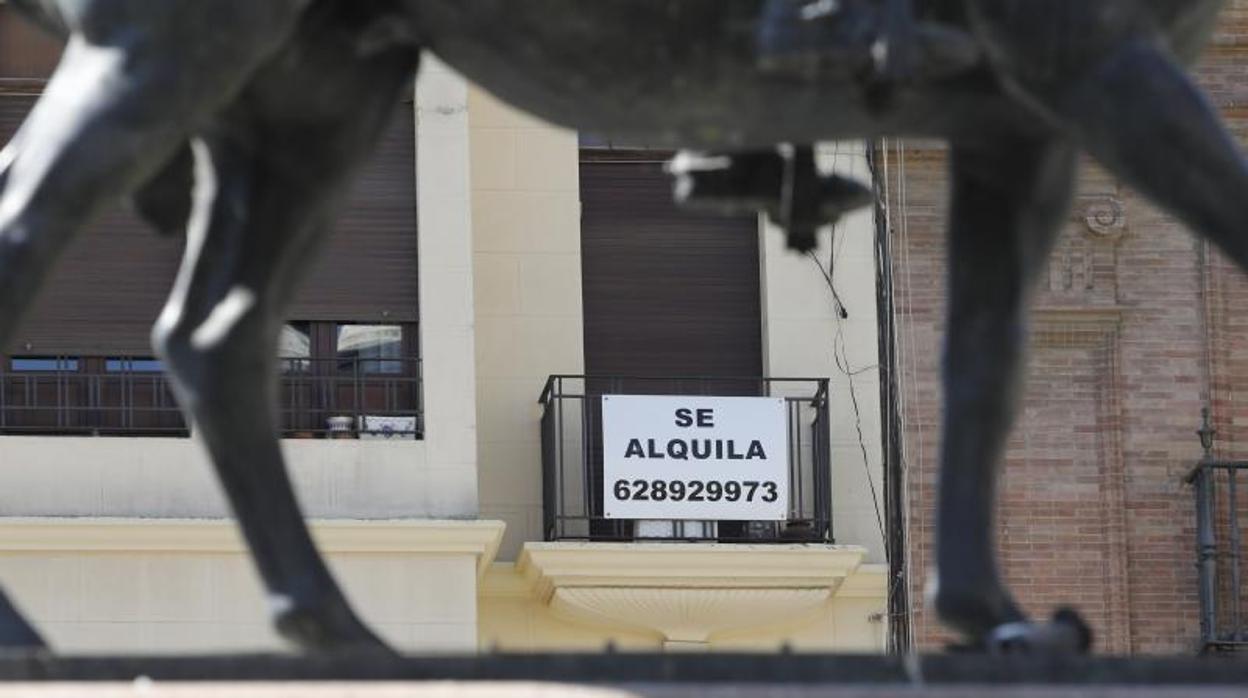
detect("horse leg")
(0, 1), (304, 351)
(153, 13), (417, 652)
(0, 1), (303, 651)
(130, 144), (195, 238)
(933, 135), (1092, 653)
(0, 590), (43, 649)
(1046, 41), (1248, 272)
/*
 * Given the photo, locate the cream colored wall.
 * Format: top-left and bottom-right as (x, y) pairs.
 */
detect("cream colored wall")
(0, 437), (472, 519)
(479, 566), (660, 652)
(478, 561), (887, 652)
(760, 142), (885, 563)
(0, 519), (502, 654)
(468, 87), (584, 561)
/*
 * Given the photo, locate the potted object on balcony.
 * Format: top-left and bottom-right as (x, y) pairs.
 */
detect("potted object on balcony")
(358, 415), (418, 440)
(326, 415), (354, 439)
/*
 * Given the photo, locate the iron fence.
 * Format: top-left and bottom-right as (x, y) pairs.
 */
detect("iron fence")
(0, 356), (422, 438)
(1187, 458), (1248, 653)
(538, 374), (832, 543)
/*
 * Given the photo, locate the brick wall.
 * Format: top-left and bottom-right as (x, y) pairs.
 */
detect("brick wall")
(890, 4), (1248, 654)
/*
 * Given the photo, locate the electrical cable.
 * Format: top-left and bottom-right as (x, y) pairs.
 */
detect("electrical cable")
(805, 214), (886, 553)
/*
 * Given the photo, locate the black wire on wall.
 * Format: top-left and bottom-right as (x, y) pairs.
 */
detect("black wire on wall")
(867, 140), (912, 655)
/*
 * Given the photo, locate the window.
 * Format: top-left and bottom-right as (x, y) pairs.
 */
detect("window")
(9, 357), (78, 372)
(336, 324), (403, 374)
(279, 322), (312, 373)
(0, 321), (419, 437)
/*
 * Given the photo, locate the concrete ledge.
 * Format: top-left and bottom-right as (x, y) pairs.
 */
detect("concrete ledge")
(0, 653), (1246, 687)
(0, 519), (505, 577)
(519, 543), (867, 597)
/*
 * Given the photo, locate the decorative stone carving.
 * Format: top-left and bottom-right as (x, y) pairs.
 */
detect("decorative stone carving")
(1080, 196), (1128, 241)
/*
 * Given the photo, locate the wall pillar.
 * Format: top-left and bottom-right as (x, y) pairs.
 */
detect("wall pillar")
(416, 57), (480, 509)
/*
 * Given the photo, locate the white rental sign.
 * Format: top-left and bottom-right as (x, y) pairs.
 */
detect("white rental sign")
(601, 394), (789, 520)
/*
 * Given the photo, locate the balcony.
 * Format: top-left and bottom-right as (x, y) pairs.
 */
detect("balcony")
(538, 375), (832, 544)
(1187, 457), (1248, 653)
(0, 356), (423, 438)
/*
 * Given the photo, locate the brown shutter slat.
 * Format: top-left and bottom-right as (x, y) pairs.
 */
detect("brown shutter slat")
(288, 103), (419, 323)
(580, 160), (763, 379)
(3, 95), (184, 355)
(5, 96), (418, 356)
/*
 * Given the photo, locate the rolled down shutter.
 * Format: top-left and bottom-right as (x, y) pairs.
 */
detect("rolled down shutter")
(286, 102), (418, 323)
(580, 158), (763, 379)
(2, 94), (186, 356)
(5, 97), (418, 356)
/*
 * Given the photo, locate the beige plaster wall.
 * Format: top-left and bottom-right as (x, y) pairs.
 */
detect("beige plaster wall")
(468, 87), (584, 561)
(760, 142), (885, 562)
(479, 566), (660, 652)
(0, 519), (502, 654)
(0, 437), (472, 519)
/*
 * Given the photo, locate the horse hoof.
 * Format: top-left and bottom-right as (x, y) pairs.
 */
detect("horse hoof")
(987, 608), (1092, 655)
(273, 599), (395, 655)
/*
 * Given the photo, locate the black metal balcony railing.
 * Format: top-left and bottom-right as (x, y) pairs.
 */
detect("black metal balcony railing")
(539, 375), (832, 544)
(1187, 457), (1248, 653)
(0, 356), (423, 438)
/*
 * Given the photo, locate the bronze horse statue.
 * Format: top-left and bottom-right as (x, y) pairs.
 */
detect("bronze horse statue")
(0, 0), (1237, 654)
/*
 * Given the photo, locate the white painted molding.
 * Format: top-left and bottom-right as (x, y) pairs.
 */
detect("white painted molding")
(0, 518), (505, 577)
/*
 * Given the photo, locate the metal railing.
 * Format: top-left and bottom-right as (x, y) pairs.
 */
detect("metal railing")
(1187, 409), (1248, 652)
(538, 374), (832, 543)
(0, 356), (423, 438)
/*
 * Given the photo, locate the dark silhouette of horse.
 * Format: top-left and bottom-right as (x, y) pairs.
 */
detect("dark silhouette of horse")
(0, 0), (1238, 654)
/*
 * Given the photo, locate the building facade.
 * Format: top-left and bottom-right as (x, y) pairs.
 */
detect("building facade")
(0, 9), (887, 653)
(891, 1), (1248, 654)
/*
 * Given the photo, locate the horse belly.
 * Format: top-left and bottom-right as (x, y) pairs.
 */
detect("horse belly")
(411, 0), (882, 148)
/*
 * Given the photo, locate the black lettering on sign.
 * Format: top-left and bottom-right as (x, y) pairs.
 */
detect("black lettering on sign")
(727, 440), (744, 460)
(625, 439), (645, 458)
(696, 408), (715, 427)
(633, 479), (650, 500)
(647, 439), (663, 459)
(746, 440), (767, 459)
(688, 481), (705, 501)
(667, 440), (689, 460)
(674, 408), (694, 427)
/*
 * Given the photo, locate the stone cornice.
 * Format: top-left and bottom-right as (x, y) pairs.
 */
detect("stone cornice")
(518, 542), (866, 602)
(516, 542), (870, 646)
(0, 518), (505, 577)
